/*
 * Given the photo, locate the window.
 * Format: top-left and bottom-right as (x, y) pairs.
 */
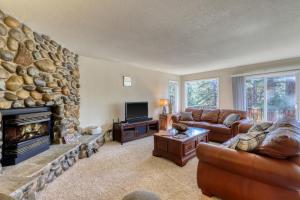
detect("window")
(168, 81), (179, 113)
(185, 78), (219, 109)
(245, 73), (298, 122)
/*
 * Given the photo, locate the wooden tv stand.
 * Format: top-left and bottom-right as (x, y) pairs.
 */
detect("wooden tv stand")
(113, 120), (159, 144)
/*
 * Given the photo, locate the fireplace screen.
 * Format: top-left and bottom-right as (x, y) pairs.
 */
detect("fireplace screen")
(2, 109), (52, 166)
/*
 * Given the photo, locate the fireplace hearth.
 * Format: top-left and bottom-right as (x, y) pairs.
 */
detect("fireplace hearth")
(1, 107), (53, 166)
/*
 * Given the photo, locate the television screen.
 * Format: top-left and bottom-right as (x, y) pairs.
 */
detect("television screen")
(125, 102), (148, 120)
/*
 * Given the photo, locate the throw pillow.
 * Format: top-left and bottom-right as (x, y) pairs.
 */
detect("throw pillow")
(223, 131), (266, 152)
(180, 112), (193, 121)
(235, 131), (266, 151)
(248, 122), (273, 133)
(223, 114), (240, 127)
(256, 127), (300, 159)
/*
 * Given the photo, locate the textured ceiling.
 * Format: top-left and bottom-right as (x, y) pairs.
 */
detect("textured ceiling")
(1, 0), (300, 75)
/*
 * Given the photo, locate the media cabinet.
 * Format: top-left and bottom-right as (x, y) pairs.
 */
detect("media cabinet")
(113, 120), (159, 144)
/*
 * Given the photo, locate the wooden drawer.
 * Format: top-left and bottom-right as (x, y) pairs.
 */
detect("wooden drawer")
(183, 140), (196, 156)
(124, 130), (135, 140)
(198, 135), (207, 143)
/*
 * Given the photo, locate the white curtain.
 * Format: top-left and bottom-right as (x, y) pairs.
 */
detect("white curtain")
(232, 76), (246, 111)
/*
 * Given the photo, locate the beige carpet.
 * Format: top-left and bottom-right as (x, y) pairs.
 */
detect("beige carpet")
(37, 136), (217, 200)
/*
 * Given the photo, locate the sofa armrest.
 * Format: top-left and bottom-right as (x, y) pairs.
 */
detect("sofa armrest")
(197, 143), (300, 190)
(238, 118), (253, 133)
(230, 121), (240, 136)
(171, 113), (181, 123)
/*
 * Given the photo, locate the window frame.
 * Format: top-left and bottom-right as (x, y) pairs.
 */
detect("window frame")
(168, 80), (179, 113)
(244, 71), (300, 121)
(184, 78), (220, 109)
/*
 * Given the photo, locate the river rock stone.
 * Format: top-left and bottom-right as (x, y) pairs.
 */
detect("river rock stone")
(22, 24), (34, 40)
(0, 68), (10, 79)
(12, 100), (25, 108)
(34, 78), (46, 87)
(46, 101), (54, 106)
(41, 44), (49, 51)
(7, 37), (18, 51)
(47, 82), (58, 88)
(8, 29), (24, 42)
(52, 87), (61, 92)
(4, 16), (20, 28)
(0, 37), (5, 48)
(16, 66), (27, 76)
(0, 49), (14, 61)
(4, 92), (18, 101)
(42, 93), (54, 101)
(0, 79), (5, 90)
(42, 34), (50, 41)
(2, 62), (16, 73)
(0, 100), (12, 109)
(23, 75), (33, 85)
(37, 86), (52, 93)
(52, 73), (63, 79)
(6, 75), (23, 91)
(23, 85), (36, 91)
(16, 90), (30, 99)
(33, 32), (43, 43)
(32, 51), (42, 60)
(14, 43), (33, 66)
(49, 52), (59, 62)
(25, 40), (35, 51)
(24, 97), (35, 107)
(62, 86), (70, 96)
(30, 91), (42, 100)
(0, 23), (7, 36)
(35, 59), (56, 72)
(27, 66), (40, 77)
(36, 100), (45, 106)
(40, 50), (49, 59)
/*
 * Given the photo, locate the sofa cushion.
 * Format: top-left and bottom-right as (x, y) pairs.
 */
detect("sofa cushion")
(218, 109), (247, 124)
(223, 114), (240, 127)
(185, 108), (203, 121)
(256, 127), (300, 159)
(180, 112), (193, 121)
(201, 109), (220, 123)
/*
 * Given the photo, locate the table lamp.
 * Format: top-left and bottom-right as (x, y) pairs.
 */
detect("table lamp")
(159, 99), (169, 115)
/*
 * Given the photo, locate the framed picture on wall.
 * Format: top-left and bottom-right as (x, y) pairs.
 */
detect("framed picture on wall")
(123, 76), (132, 87)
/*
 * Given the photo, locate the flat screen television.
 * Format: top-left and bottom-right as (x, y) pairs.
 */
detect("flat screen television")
(125, 102), (148, 122)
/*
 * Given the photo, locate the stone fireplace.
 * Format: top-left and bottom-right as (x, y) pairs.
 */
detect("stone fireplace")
(0, 9), (80, 171)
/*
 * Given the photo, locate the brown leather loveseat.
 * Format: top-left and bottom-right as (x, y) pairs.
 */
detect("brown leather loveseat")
(172, 108), (253, 143)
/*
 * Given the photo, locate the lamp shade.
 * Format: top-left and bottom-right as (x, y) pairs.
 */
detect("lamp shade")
(159, 99), (169, 106)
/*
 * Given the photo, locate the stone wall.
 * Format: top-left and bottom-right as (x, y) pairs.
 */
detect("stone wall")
(0, 9), (80, 170)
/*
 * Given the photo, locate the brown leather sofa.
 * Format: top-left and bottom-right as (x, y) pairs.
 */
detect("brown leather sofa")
(197, 143), (300, 200)
(171, 108), (253, 143)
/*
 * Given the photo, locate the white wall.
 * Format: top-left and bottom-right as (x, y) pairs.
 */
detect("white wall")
(79, 56), (180, 131)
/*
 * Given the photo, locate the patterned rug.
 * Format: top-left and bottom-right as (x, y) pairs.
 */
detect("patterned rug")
(37, 136), (218, 200)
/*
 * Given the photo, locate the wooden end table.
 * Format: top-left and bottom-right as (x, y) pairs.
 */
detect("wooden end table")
(159, 114), (173, 130)
(153, 127), (209, 167)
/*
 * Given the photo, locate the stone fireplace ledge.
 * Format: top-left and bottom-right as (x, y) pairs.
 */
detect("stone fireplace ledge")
(0, 133), (104, 200)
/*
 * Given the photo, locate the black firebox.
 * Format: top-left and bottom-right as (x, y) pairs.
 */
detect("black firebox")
(1, 107), (53, 166)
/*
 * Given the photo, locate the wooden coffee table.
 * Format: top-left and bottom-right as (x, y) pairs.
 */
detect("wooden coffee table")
(153, 127), (209, 167)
